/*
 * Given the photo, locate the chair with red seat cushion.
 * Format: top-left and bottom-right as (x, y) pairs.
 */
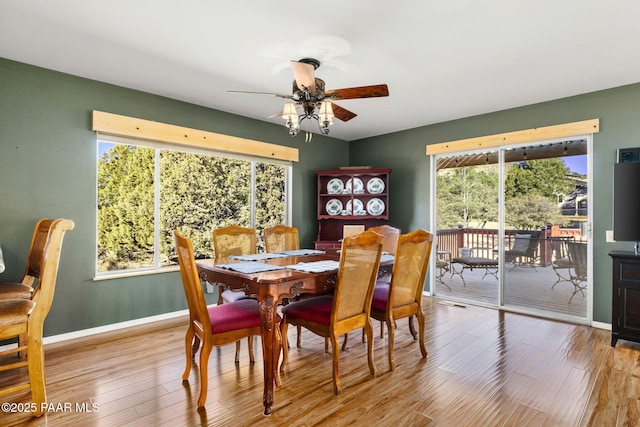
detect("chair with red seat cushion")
(279, 229), (383, 395)
(174, 230), (281, 408)
(212, 225), (258, 304)
(370, 229), (433, 371)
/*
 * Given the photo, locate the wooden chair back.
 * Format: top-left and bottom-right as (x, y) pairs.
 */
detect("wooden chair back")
(388, 229), (434, 310)
(174, 230), (211, 339)
(212, 225), (257, 261)
(264, 225), (299, 253)
(368, 224), (400, 254)
(333, 230), (384, 323)
(22, 219), (56, 287)
(29, 219), (75, 321)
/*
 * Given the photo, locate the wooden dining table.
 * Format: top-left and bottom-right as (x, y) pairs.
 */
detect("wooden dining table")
(195, 251), (342, 416)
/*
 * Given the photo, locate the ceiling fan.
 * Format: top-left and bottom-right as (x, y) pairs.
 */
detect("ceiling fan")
(229, 58), (389, 141)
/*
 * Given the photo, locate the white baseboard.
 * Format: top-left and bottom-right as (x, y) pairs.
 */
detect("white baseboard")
(591, 320), (612, 330)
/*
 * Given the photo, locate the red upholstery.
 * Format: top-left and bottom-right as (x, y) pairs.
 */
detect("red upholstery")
(208, 299), (275, 334)
(371, 284), (390, 312)
(281, 295), (334, 325)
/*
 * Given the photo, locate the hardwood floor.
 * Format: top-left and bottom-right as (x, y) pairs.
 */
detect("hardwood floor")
(0, 297), (638, 426)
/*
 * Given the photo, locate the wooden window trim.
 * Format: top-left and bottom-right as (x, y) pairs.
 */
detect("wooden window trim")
(92, 110), (299, 162)
(426, 119), (599, 156)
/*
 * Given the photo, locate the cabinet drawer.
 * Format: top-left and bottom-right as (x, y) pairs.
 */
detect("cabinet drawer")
(620, 262), (640, 282)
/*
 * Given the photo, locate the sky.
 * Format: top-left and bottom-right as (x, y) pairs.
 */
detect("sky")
(563, 155), (587, 175)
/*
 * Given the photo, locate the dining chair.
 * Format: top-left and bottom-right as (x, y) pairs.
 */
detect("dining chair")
(0, 218), (74, 416)
(212, 225), (257, 304)
(0, 219), (56, 300)
(263, 224), (309, 347)
(370, 229), (433, 371)
(212, 225), (259, 360)
(174, 230), (281, 408)
(264, 225), (299, 253)
(279, 229), (383, 394)
(349, 224), (399, 347)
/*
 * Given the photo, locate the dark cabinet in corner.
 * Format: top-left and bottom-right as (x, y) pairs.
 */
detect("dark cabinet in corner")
(609, 251), (640, 346)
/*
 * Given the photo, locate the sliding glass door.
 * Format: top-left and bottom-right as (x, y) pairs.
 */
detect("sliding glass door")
(434, 139), (589, 322)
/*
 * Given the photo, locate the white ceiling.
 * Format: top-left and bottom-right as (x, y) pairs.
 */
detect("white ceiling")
(2, 1), (640, 141)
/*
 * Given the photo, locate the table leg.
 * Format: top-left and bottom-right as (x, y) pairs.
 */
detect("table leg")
(260, 295), (277, 416)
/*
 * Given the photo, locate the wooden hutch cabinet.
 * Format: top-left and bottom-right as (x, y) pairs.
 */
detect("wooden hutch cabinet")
(315, 167), (391, 251)
(609, 251), (640, 346)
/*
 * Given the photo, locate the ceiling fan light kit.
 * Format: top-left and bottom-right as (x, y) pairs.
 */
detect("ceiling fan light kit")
(230, 58), (389, 141)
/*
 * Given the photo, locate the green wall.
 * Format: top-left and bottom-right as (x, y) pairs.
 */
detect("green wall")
(0, 58), (348, 336)
(351, 84), (640, 324)
(2, 55), (637, 333)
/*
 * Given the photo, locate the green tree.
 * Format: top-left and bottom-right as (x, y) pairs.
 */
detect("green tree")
(436, 166), (499, 229)
(505, 158), (574, 202)
(160, 152), (251, 261)
(98, 145), (154, 270)
(505, 193), (565, 230)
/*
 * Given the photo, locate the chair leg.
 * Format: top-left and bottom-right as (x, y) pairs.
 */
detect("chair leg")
(191, 335), (201, 358)
(408, 315), (418, 340)
(274, 329), (282, 387)
(330, 334), (341, 395)
(380, 320), (385, 338)
(365, 321), (377, 378)
(27, 333), (46, 417)
(296, 325), (302, 348)
(247, 336), (255, 363)
(197, 343), (211, 408)
(234, 340), (241, 363)
(416, 310), (427, 358)
(386, 317), (396, 371)
(341, 333), (349, 351)
(183, 326), (195, 381)
(279, 321), (289, 373)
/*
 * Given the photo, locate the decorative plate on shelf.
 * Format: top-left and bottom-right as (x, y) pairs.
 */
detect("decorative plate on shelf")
(366, 198), (385, 216)
(345, 177), (364, 194)
(325, 199), (343, 216)
(346, 199), (365, 215)
(366, 177), (385, 194)
(326, 178), (344, 194)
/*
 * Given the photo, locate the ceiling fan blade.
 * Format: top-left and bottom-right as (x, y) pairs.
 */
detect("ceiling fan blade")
(331, 102), (357, 122)
(228, 90), (293, 99)
(290, 60), (316, 93)
(325, 84), (389, 100)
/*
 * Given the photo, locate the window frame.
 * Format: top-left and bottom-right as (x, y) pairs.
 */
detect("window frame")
(95, 133), (292, 279)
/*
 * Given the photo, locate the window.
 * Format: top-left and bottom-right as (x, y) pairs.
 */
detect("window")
(96, 136), (290, 275)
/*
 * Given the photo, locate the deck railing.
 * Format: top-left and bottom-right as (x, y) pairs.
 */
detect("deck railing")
(436, 227), (583, 267)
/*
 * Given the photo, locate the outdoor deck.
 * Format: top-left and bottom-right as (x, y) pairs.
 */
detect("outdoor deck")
(435, 261), (587, 319)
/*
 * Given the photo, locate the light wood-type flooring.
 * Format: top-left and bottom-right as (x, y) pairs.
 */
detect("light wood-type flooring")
(0, 297), (638, 426)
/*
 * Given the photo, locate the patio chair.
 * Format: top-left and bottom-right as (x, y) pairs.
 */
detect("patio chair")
(566, 241), (587, 303)
(504, 230), (541, 270)
(550, 236), (575, 288)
